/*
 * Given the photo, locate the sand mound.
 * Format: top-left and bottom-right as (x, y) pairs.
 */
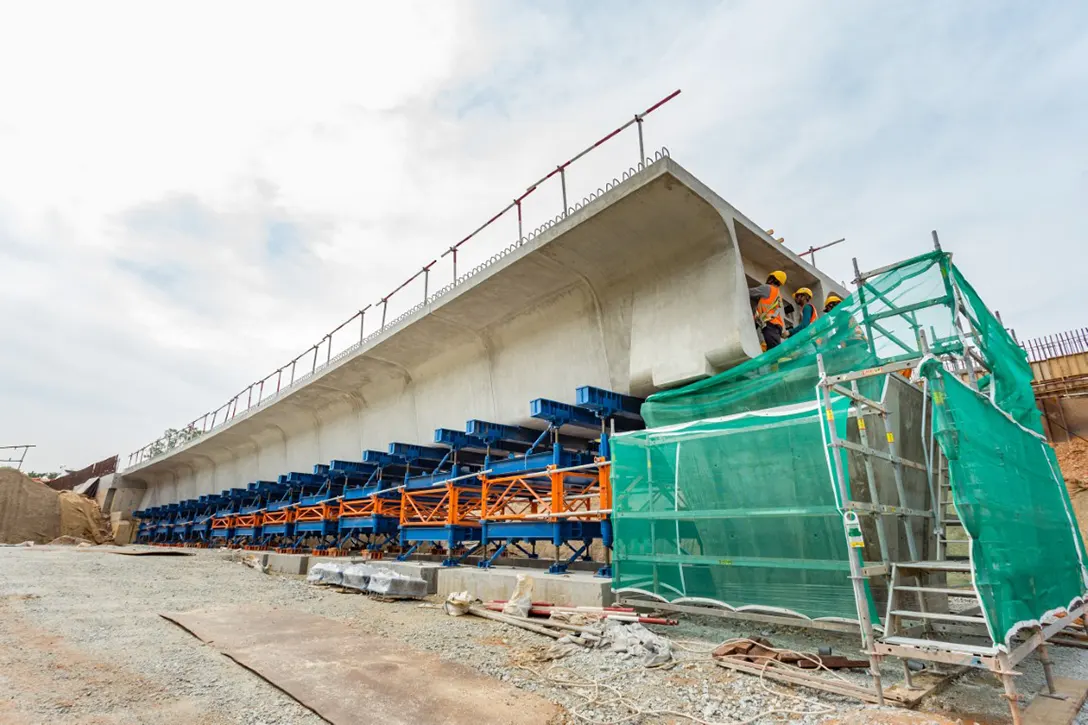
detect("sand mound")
(1055, 440), (1088, 537)
(0, 467), (113, 545)
(58, 491), (111, 544)
(0, 467), (62, 544)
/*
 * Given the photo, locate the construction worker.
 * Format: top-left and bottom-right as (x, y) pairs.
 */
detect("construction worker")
(793, 287), (817, 333)
(750, 271), (787, 350)
(823, 292), (868, 345)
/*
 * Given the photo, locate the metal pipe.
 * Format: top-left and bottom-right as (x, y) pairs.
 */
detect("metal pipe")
(636, 114), (645, 166)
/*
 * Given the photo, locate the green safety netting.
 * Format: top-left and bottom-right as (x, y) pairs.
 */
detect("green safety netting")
(612, 250), (1086, 637)
(611, 396), (880, 621)
(639, 250), (1038, 430)
(922, 360), (1088, 644)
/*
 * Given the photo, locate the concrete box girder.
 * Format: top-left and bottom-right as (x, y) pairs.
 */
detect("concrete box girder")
(123, 157), (844, 506)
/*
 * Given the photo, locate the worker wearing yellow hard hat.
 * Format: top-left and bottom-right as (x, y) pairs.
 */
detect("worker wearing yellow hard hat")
(749, 270), (787, 350)
(793, 287), (817, 333)
(824, 293), (843, 313)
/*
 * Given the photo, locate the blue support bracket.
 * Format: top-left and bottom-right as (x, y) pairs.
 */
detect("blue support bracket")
(434, 428), (490, 450)
(388, 442), (450, 463)
(575, 386), (644, 419)
(362, 449), (408, 467)
(530, 398), (599, 430)
(466, 420), (539, 446)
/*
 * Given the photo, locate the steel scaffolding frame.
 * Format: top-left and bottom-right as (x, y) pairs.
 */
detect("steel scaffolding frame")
(623, 234), (1088, 720)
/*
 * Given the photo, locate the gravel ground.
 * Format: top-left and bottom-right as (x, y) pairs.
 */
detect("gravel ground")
(0, 546), (1086, 725)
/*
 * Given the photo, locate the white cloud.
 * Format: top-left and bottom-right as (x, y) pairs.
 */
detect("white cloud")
(1, 0), (1085, 470)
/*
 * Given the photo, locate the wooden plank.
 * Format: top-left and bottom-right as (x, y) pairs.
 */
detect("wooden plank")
(162, 605), (559, 725)
(1023, 677), (1088, 725)
(716, 656), (969, 708)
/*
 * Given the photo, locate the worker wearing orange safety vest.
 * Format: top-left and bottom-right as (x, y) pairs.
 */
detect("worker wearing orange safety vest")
(749, 270), (787, 350)
(793, 287), (817, 333)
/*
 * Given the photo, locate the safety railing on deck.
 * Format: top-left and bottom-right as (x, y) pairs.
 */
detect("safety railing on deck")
(127, 91), (681, 469)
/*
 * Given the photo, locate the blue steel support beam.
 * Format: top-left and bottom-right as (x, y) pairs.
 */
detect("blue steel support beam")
(465, 420), (540, 447)
(575, 386), (644, 419)
(434, 428), (490, 450)
(530, 398), (600, 430)
(388, 442), (451, 463)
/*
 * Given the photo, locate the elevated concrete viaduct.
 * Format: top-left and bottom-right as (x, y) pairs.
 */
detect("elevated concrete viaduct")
(119, 157), (844, 508)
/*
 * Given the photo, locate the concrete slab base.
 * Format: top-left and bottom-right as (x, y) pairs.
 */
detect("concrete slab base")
(266, 553), (309, 575)
(436, 566), (613, 608)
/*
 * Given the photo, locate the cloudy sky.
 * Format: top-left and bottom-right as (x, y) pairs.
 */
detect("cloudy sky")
(2, 0), (1085, 471)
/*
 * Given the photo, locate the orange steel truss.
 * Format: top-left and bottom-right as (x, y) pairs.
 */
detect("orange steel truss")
(234, 513), (262, 528)
(400, 483), (482, 528)
(480, 459), (612, 522)
(295, 503), (339, 523)
(338, 494), (401, 520)
(211, 515), (235, 530)
(262, 508), (296, 525)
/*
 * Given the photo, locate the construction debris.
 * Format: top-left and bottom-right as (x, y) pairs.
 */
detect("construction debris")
(455, 585), (677, 665)
(58, 490), (112, 544)
(713, 636), (868, 670)
(599, 619), (673, 666)
(48, 535), (94, 546)
(241, 554), (268, 573)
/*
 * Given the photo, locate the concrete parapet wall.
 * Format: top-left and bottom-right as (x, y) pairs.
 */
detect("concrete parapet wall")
(122, 158), (843, 507)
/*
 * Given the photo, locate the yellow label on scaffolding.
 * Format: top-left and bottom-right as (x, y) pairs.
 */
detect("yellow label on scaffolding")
(886, 432), (895, 443)
(826, 410), (835, 421)
(857, 419), (866, 431)
(718, 559), (733, 566)
(933, 391), (945, 405)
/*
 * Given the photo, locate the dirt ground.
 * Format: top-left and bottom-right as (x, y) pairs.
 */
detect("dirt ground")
(0, 546), (1085, 725)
